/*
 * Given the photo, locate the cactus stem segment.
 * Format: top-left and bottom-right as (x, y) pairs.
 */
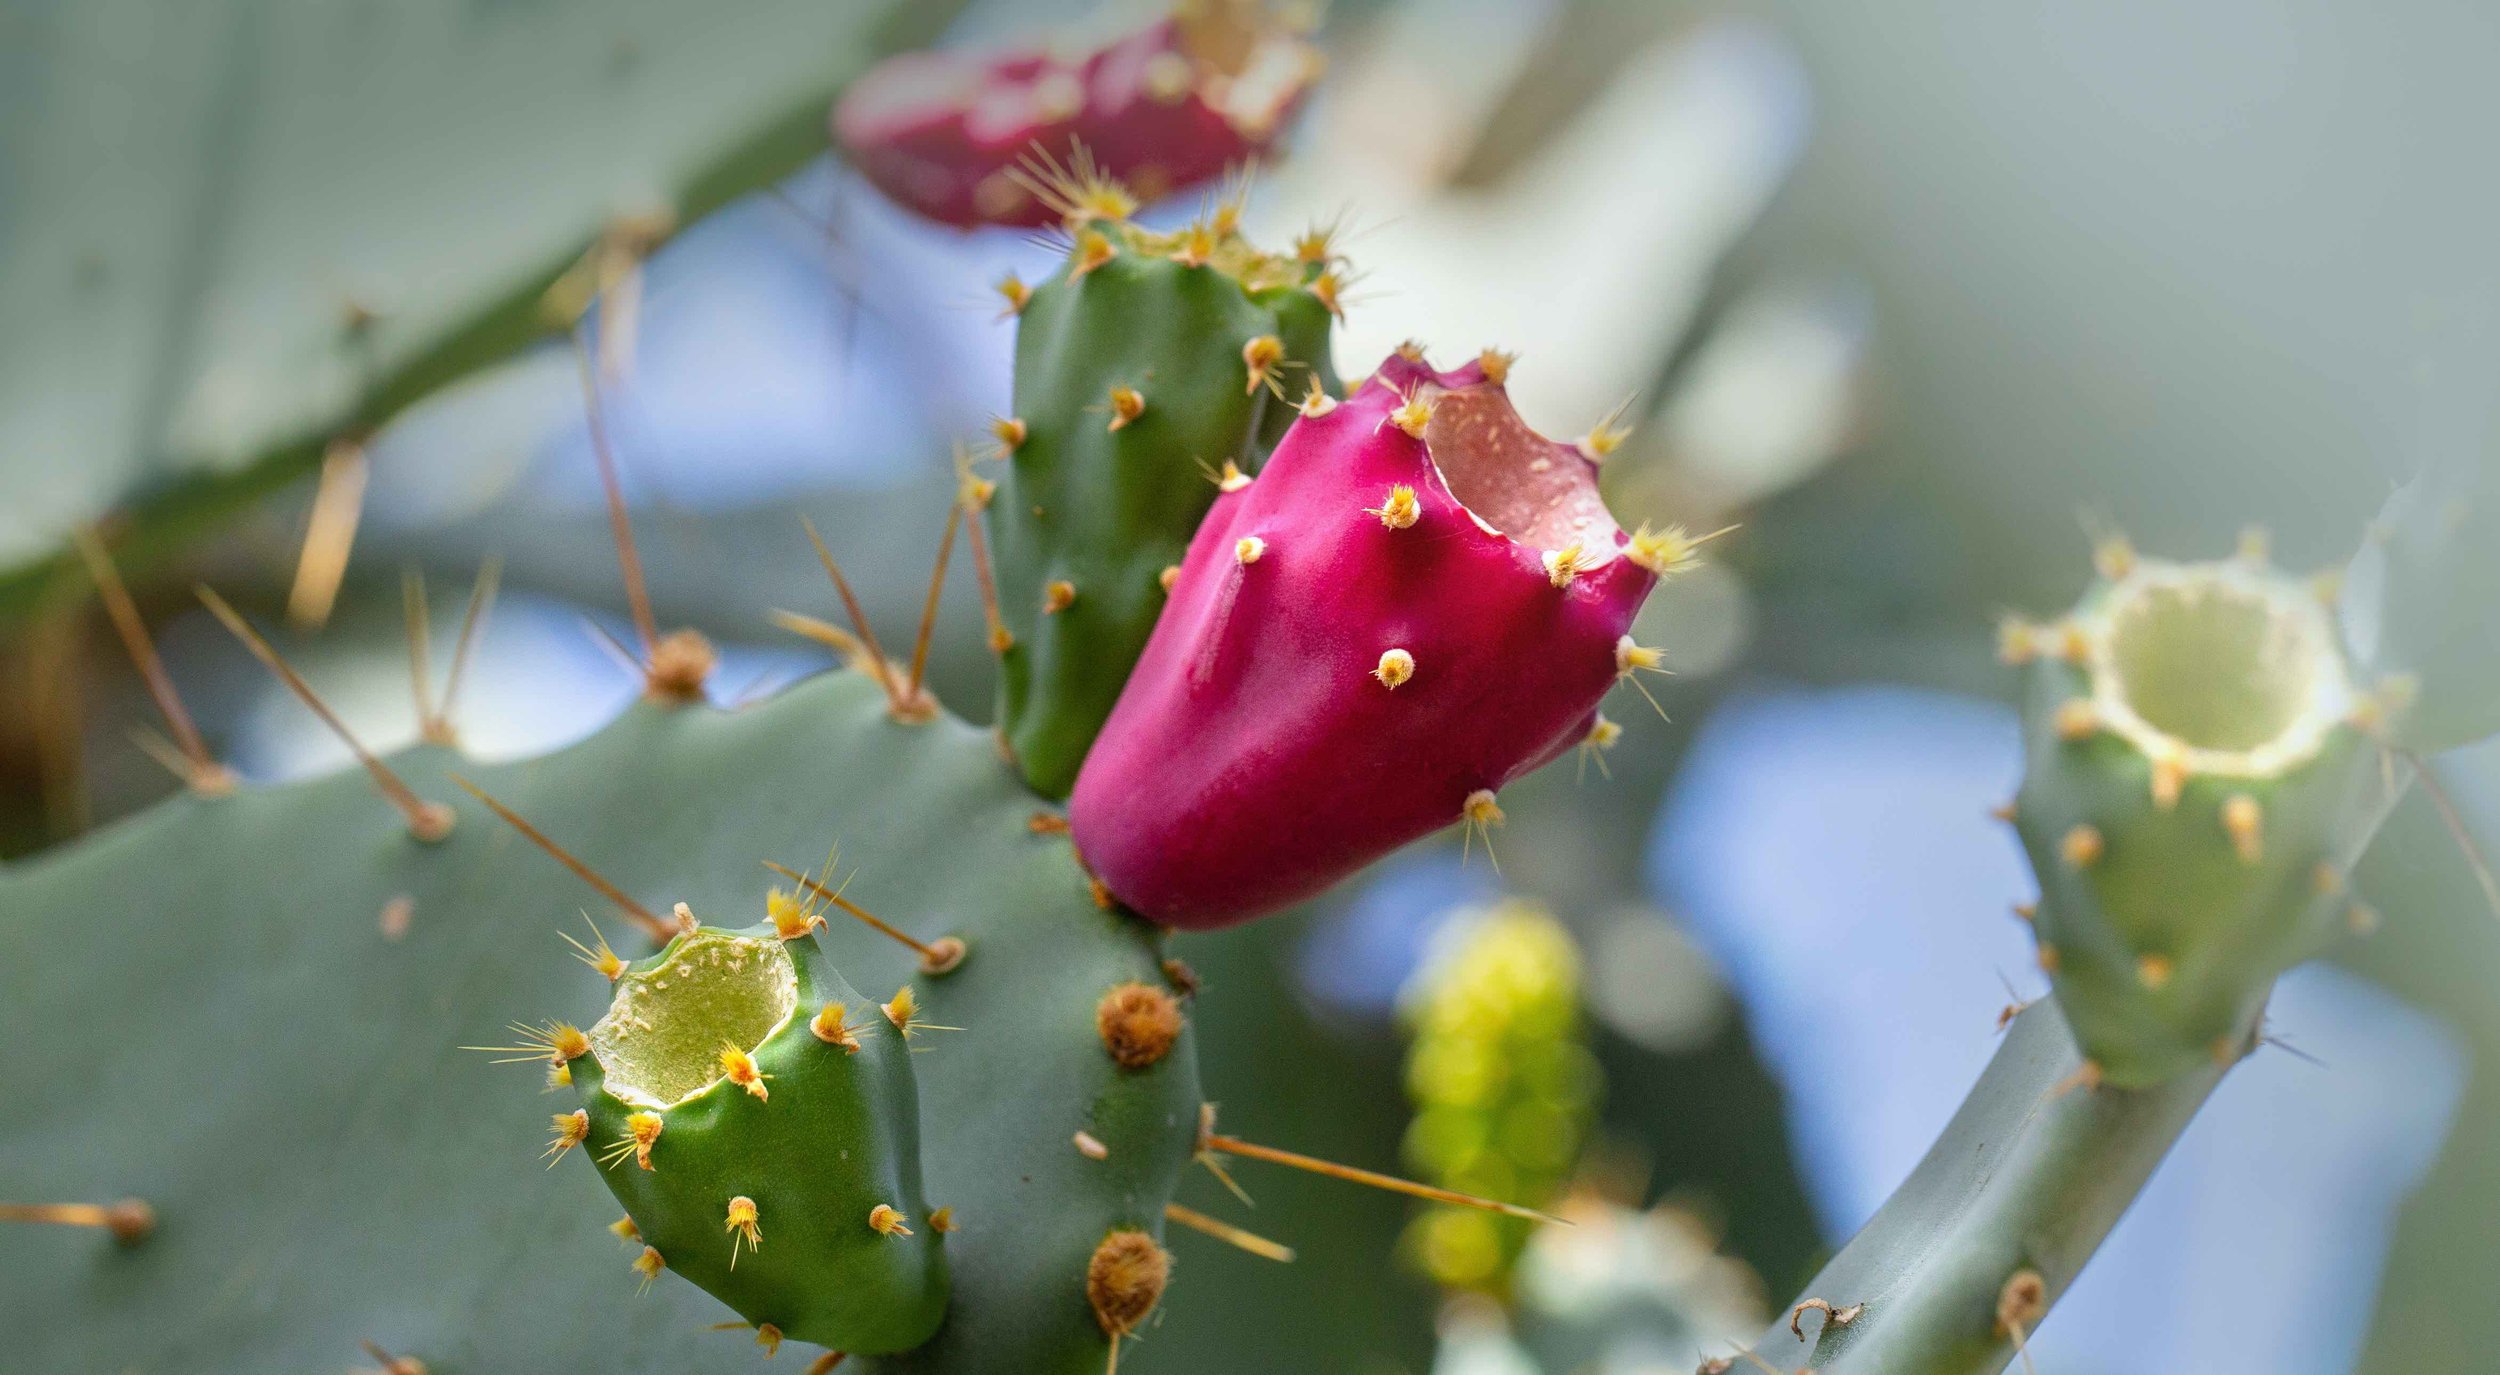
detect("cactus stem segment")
(800, 518), (906, 715)
(1162, 1202), (1294, 1263)
(198, 587), (454, 840)
(70, 526), (233, 796)
(0, 1198), (155, 1244)
(452, 778), (672, 941)
(760, 862), (967, 975)
(1197, 1115), (1556, 1223)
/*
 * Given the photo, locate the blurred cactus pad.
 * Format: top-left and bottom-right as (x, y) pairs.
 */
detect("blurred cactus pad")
(0, 670), (1202, 1373)
(0, 0), (957, 622)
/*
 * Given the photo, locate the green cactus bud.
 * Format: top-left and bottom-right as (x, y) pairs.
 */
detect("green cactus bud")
(2005, 545), (2381, 1086)
(564, 921), (947, 1355)
(1399, 902), (1598, 1293)
(986, 200), (1340, 797)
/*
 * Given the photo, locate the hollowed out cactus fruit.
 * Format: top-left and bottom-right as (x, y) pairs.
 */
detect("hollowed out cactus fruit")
(1071, 349), (1662, 929)
(986, 193), (1339, 797)
(2003, 546), (2382, 1087)
(562, 921), (947, 1354)
(835, 1), (1321, 228)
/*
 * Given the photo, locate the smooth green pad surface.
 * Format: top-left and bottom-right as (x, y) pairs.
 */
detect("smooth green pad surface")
(2018, 569), (2378, 1086)
(0, 671), (1197, 1373)
(991, 229), (1336, 797)
(575, 924), (944, 1353)
(1756, 1004), (2225, 1375)
(0, 0), (954, 622)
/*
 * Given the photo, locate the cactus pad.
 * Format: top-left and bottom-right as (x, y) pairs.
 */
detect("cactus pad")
(0, 670), (1198, 1374)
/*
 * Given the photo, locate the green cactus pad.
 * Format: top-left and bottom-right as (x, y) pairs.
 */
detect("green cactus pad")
(988, 209), (1339, 797)
(567, 923), (947, 1354)
(0, 670), (1197, 1373)
(2006, 549), (2382, 1087)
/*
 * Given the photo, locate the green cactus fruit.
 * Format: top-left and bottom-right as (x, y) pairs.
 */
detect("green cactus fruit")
(2000, 539), (2386, 1087)
(2341, 447), (2500, 752)
(0, 669), (1198, 1374)
(1399, 902), (1597, 1294)
(984, 181), (1341, 797)
(558, 914), (947, 1355)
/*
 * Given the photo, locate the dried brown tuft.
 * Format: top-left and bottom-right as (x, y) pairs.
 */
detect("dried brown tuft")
(1096, 983), (1185, 1070)
(1086, 1229), (1170, 1337)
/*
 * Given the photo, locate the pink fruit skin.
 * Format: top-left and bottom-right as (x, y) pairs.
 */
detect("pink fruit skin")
(833, 15), (1313, 229)
(1070, 352), (1656, 929)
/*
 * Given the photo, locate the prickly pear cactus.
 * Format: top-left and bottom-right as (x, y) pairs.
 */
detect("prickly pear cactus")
(561, 917), (949, 1355)
(986, 184), (1339, 797)
(1400, 902), (1595, 1293)
(1071, 349), (1679, 927)
(0, 671), (1198, 1374)
(834, 1), (1321, 228)
(1998, 540), (2383, 1086)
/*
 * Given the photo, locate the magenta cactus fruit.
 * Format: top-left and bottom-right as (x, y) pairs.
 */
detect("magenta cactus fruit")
(1069, 348), (1670, 929)
(833, 2), (1322, 229)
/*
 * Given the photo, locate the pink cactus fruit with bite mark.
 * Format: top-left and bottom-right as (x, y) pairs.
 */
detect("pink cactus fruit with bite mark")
(832, 1), (1323, 229)
(1070, 347), (1685, 930)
